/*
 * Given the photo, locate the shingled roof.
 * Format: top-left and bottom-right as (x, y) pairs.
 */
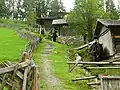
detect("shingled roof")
(94, 19), (120, 36)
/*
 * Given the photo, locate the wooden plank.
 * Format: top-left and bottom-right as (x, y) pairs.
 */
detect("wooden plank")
(0, 60), (31, 75)
(72, 76), (97, 81)
(27, 69), (33, 90)
(12, 65), (18, 90)
(67, 62), (120, 65)
(87, 82), (100, 85)
(69, 63), (78, 72)
(22, 67), (29, 90)
(74, 41), (95, 50)
(100, 76), (120, 79)
(87, 67), (120, 69)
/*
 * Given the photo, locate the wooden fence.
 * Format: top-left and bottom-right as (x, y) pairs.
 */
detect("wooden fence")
(67, 61), (120, 90)
(16, 30), (41, 59)
(0, 60), (39, 90)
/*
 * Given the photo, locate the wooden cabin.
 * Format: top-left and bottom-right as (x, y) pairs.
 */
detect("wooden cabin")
(52, 19), (68, 36)
(94, 19), (120, 60)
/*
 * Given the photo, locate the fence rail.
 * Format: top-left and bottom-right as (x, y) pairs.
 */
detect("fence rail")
(0, 60), (39, 90)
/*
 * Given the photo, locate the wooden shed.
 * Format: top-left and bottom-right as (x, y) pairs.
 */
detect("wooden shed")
(94, 19), (120, 60)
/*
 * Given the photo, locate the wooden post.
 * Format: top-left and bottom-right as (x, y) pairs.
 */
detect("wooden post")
(22, 67), (29, 90)
(33, 66), (39, 90)
(12, 65), (18, 90)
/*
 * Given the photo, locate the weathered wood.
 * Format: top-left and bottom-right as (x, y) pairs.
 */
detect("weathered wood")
(69, 63), (78, 72)
(0, 77), (18, 90)
(72, 76), (97, 81)
(33, 66), (39, 90)
(12, 65), (18, 90)
(27, 69), (33, 90)
(74, 41), (95, 50)
(100, 76), (120, 79)
(87, 67), (120, 69)
(22, 67), (29, 90)
(67, 61), (120, 65)
(4, 61), (24, 80)
(0, 74), (7, 90)
(87, 82), (100, 85)
(0, 60), (31, 75)
(16, 71), (24, 80)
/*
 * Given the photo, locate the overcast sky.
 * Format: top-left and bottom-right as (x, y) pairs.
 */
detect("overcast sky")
(62, 0), (75, 12)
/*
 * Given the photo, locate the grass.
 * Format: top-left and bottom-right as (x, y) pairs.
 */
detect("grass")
(48, 41), (89, 90)
(0, 28), (27, 62)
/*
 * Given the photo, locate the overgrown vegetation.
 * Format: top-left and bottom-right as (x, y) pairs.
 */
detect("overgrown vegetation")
(0, 28), (27, 62)
(48, 41), (89, 90)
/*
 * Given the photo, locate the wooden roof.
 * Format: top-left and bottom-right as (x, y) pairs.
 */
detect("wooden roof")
(94, 19), (120, 36)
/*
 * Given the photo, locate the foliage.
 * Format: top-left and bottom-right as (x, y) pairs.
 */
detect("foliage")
(49, 0), (66, 18)
(67, 0), (119, 42)
(0, 28), (27, 62)
(105, 0), (119, 19)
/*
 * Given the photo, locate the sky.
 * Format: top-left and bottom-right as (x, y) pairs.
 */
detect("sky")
(62, 0), (75, 12)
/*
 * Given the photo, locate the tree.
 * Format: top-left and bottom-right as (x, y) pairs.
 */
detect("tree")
(67, 0), (105, 41)
(0, 0), (10, 18)
(105, 0), (119, 19)
(49, 0), (66, 18)
(36, 0), (51, 17)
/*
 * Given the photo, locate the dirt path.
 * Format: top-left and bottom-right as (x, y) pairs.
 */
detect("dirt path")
(40, 42), (62, 90)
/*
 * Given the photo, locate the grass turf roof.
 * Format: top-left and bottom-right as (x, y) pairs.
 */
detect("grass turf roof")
(0, 28), (27, 62)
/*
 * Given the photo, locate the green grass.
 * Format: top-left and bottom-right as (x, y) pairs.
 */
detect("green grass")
(48, 41), (89, 90)
(0, 28), (27, 62)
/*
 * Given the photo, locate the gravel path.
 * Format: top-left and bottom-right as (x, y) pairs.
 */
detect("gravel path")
(40, 42), (62, 90)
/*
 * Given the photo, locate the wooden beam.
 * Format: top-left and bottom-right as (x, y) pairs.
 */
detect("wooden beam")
(100, 76), (120, 79)
(22, 67), (29, 90)
(67, 62), (120, 65)
(87, 67), (120, 69)
(69, 63), (78, 72)
(72, 76), (97, 81)
(74, 41), (94, 50)
(0, 60), (31, 75)
(87, 82), (100, 85)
